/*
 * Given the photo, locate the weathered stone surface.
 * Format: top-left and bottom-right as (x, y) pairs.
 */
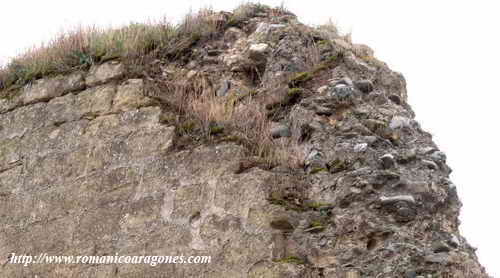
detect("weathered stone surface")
(20, 71), (85, 105)
(77, 84), (116, 117)
(0, 95), (22, 113)
(249, 22), (286, 42)
(389, 115), (412, 129)
(354, 79), (374, 93)
(0, 83), (304, 277)
(380, 195), (416, 204)
(248, 43), (270, 62)
(85, 60), (125, 87)
(332, 77), (353, 87)
(224, 27), (245, 42)
(353, 143), (368, 152)
(112, 79), (154, 112)
(380, 153), (395, 169)
(0, 4), (489, 278)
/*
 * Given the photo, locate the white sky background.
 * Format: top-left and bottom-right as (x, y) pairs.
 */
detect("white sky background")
(1, 0), (499, 276)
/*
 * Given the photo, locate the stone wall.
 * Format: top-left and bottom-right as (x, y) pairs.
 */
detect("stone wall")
(0, 62), (319, 277)
(0, 6), (490, 278)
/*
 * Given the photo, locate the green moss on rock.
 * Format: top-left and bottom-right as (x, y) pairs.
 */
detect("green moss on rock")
(288, 87), (302, 96)
(289, 72), (312, 86)
(209, 125), (224, 135)
(273, 256), (305, 265)
(309, 167), (327, 175)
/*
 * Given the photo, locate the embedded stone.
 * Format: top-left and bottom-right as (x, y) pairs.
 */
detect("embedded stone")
(448, 234), (460, 248)
(388, 94), (402, 104)
(270, 219), (294, 231)
(113, 79), (154, 112)
(422, 159), (439, 170)
(186, 70), (198, 79)
(363, 135), (378, 145)
(270, 124), (291, 138)
(76, 84), (117, 117)
(85, 61), (125, 87)
(380, 195), (415, 204)
(430, 151), (447, 162)
(432, 242), (451, 253)
(317, 85), (329, 94)
(331, 84), (354, 99)
(248, 43), (270, 62)
(380, 153), (395, 169)
(354, 79), (374, 93)
(354, 143), (368, 153)
(419, 146), (437, 155)
(398, 148), (417, 163)
(424, 253), (451, 264)
(250, 22), (286, 42)
(314, 105), (333, 116)
(21, 72), (85, 105)
(224, 27), (245, 42)
(389, 116), (412, 129)
(331, 77), (353, 87)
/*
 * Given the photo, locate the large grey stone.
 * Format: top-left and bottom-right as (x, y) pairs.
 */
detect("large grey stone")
(389, 115), (412, 129)
(249, 22), (286, 42)
(270, 124), (291, 138)
(354, 143), (368, 152)
(20, 72), (85, 105)
(380, 153), (395, 169)
(380, 195), (416, 204)
(248, 43), (270, 62)
(85, 61), (125, 87)
(354, 79), (374, 93)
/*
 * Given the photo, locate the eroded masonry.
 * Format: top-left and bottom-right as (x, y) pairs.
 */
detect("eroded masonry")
(0, 4), (489, 278)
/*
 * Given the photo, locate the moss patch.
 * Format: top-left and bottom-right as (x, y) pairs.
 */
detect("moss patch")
(305, 202), (334, 210)
(209, 125), (224, 135)
(305, 221), (326, 233)
(267, 196), (307, 212)
(270, 219), (294, 231)
(288, 87), (302, 97)
(273, 256), (305, 265)
(289, 72), (312, 87)
(178, 120), (197, 134)
(327, 158), (351, 174)
(309, 167), (327, 175)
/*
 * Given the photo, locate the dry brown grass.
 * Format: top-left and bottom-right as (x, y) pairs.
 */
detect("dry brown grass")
(154, 70), (306, 167)
(1, 2), (316, 170)
(228, 2), (272, 26)
(273, 140), (307, 168)
(0, 4), (264, 90)
(315, 19), (341, 41)
(0, 22), (176, 89)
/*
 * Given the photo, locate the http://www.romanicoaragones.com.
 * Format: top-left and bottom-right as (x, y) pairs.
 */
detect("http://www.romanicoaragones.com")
(8, 253), (211, 267)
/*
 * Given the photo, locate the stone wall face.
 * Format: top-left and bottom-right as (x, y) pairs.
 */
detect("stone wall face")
(0, 7), (490, 278)
(0, 64), (315, 277)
